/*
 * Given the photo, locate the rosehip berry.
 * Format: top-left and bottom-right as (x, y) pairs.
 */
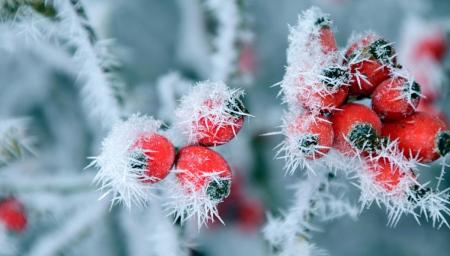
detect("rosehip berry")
(366, 158), (403, 192)
(129, 133), (175, 183)
(298, 66), (350, 111)
(372, 77), (421, 121)
(382, 112), (450, 163)
(345, 33), (396, 96)
(0, 198), (27, 233)
(413, 31), (448, 62)
(315, 16), (337, 53)
(287, 114), (334, 159)
(331, 103), (382, 154)
(176, 146), (232, 202)
(197, 96), (247, 147)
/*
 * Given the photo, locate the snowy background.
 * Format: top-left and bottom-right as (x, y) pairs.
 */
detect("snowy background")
(1, 0), (450, 255)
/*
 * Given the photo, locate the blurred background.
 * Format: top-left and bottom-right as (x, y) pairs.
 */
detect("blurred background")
(0, 0), (449, 255)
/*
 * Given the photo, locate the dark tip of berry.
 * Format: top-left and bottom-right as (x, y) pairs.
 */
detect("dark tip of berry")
(315, 16), (331, 28)
(321, 66), (350, 89)
(408, 184), (431, 203)
(437, 131), (450, 157)
(129, 150), (148, 170)
(348, 123), (379, 151)
(298, 135), (319, 155)
(225, 95), (248, 118)
(206, 179), (231, 201)
(368, 38), (395, 65)
(403, 81), (421, 100)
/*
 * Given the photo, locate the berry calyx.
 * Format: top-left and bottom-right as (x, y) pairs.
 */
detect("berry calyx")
(331, 103), (382, 154)
(176, 146), (232, 202)
(286, 114), (334, 159)
(130, 133), (175, 183)
(0, 198), (27, 233)
(372, 77), (421, 121)
(382, 112), (450, 162)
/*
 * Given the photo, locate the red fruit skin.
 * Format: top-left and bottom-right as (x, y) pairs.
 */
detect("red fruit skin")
(417, 101), (449, 125)
(197, 116), (245, 147)
(319, 27), (338, 53)
(372, 77), (420, 121)
(176, 146), (231, 190)
(331, 103), (382, 154)
(288, 114), (334, 159)
(0, 198), (27, 233)
(366, 158), (402, 192)
(133, 133), (175, 182)
(298, 84), (348, 111)
(382, 112), (449, 163)
(348, 60), (391, 96)
(345, 33), (376, 58)
(413, 32), (448, 62)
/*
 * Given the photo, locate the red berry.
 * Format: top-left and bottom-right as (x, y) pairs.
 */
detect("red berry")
(345, 34), (396, 96)
(130, 133), (175, 183)
(382, 112), (450, 163)
(314, 16), (338, 53)
(176, 146), (232, 201)
(0, 198), (27, 233)
(287, 114), (334, 159)
(331, 103), (382, 154)
(366, 158), (402, 191)
(413, 32), (448, 62)
(372, 77), (421, 121)
(197, 116), (245, 147)
(298, 66), (350, 111)
(196, 97), (246, 147)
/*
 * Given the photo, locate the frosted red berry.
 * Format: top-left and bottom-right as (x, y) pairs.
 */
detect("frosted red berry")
(287, 114), (334, 159)
(413, 32), (448, 62)
(382, 112), (450, 163)
(196, 97), (246, 147)
(0, 198), (27, 233)
(366, 158), (403, 192)
(345, 34), (396, 96)
(331, 103), (382, 154)
(372, 77), (421, 121)
(176, 146), (232, 201)
(130, 133), (175, 183)
(315, 17), (337, 53)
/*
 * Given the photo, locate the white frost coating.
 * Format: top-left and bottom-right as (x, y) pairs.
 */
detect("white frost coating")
(26, 202), (106, 256)
(0, 118), (33, 166)
(175, 80), (248, 144)
(163, 171), (230, 228)
(263, 174), (356, 256)
(204, 0), (240, 81)
(280, 7), (347, 112)
(91, 114), (163, 208)
(53, 0), (121, 129)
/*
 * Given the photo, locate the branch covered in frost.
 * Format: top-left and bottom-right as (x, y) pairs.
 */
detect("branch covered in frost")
(263, 173), (357, 256)
(0, 118), (33, 168)
(26, 201), (107, 256)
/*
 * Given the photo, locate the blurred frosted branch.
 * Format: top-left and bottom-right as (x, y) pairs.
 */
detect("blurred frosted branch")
(0, 119), (33, 168)
(0, 173), (93, 193)
(26, 201), (107, 256)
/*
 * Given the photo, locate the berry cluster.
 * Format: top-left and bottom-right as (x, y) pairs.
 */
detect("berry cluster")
(93, 81), (248, 226)
(278, 7), (450, 226)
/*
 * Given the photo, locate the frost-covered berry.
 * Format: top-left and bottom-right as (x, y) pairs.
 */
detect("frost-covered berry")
(331, 103), (382, 154)
(0, 198), (27, 233)
(413, 31), (448, 62)
(372, 77), (421, 121)
(365, 158), (403, 192)
(315, 16), (337, 53)
(297, 65), (350, 111)
(175, 81), (247, 147)
(345, 32), (396, 96)
(165, 146), (232, 226)
(92, 114), (172, 207)
(382, 112), (450, 163)
(129, 133), (175, 183)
